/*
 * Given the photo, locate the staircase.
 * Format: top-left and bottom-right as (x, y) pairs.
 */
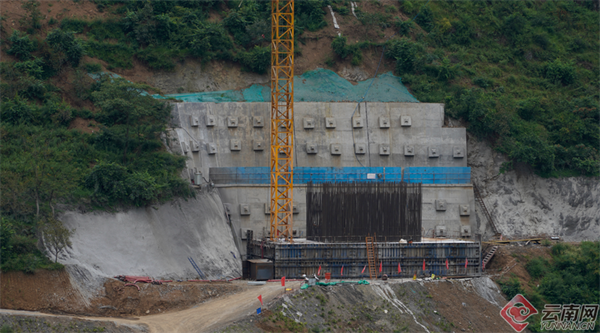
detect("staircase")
(482, 245), (498, 271)
(366, 235), (378, 279)
(473, 183), (501, 236)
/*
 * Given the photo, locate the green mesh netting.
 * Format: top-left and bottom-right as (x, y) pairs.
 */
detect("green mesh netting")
(300, 280), (371, 289)
(155, 69), (418, 103)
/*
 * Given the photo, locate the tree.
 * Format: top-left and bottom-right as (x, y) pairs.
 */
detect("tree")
(41, 217), (73, 263)
(91, 77), (170, 165)
(0, 217), (15, 264)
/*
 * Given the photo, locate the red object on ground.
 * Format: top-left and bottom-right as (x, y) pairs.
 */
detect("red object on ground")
(258, 295), (263, 306)
(446, 258), (449, 270)
(318, 265), (321, 275)
(124, 283), (140, 291)
(379, 262), (382, 273)
(325, 272), (331, 282)
(465, 258), (468, 268)
(361, 265), (366, 274)
(422, 259), (426, 271)
(398, 263), (401, 273)
(341, 265), (344, 276)
(281, 277), (286, 287)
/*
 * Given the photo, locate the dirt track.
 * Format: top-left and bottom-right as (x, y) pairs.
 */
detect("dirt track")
(1, 281), (300, 333)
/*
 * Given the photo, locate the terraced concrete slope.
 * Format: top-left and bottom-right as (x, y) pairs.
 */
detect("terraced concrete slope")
(57, 190), (242, 295)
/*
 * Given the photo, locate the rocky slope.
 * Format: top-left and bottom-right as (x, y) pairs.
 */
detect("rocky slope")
(468, 134), (600, 241)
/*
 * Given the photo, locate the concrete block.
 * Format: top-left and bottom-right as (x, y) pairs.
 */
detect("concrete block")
(428, 147), (440, 158)
(401, 116), (412, 127)
(190, 116), (199, 127)
(253, 141), (265, 151)
(264, 203), (270, 215)
(330, 144), (342, 155)
(404, 145), (415, 156)
(303, 118), (315, 129)
(379, 144), (390, 156)
(206, 115), (216, 127)
(227, 116), (238, 128)
(459, 204), (470, 216)
(183, 143), (189, 153)
(293, 205), (300, 214)
(379, 117), (390, 129)
(253, 116), (264, 128)
(207, 143), (217, 154)
(306, 143), (318, 154)
(352, 117), (364, 128)
(355, 143), (367, 155)
(461, 225), (471, 237)
(435, 226), (447, 237)
(191, 140), (200, 152)
(240, 204), (251, 216)
(453, 146), (464, 158)
(435, 200), (447, 211)
(230, 139), (241, 151)
(325, 117), (337, 129)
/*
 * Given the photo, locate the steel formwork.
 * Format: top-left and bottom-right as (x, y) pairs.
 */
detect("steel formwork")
(247, 235), (481, 279)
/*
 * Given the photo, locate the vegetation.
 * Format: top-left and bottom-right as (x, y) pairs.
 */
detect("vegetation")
(1, 2), (198, 272)
(380, 0), (599, 176)
(499, 242), (600, 332)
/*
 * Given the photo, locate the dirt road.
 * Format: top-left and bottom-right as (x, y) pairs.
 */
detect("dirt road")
(133, 281), (301, 332)
(1, 281), (300, 333)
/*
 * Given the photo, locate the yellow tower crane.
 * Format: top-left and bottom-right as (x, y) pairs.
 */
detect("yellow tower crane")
(269, 0), (294, 242)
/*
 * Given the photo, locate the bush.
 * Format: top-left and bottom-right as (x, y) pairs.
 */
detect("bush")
(385, 38), (421, 74)
(60, 18), (88, 33)
(136, 46), (177, 70)
(526, 257), (549, 279)
(544, 59), (576, 85)
(46, 29), (85, 67)
(395, 19), (414, 36)
(7, 31), (36, 60)
(84, 62), (102, 73)
(85, 41), (135, 69)
(236, 46), (270, 74)
(332, 35), (363, 65)
(498, 276), (525, 300)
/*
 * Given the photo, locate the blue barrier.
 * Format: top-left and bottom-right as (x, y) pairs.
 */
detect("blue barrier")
(210, 166), (471, 185)
(210, 167), (402, 185)
(403, 167), (471, 184)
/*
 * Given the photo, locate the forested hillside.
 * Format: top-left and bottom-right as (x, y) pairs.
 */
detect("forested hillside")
(1, 0), (598, 272)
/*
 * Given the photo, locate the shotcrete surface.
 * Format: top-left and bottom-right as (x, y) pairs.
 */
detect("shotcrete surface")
(58, 190), (242, 292)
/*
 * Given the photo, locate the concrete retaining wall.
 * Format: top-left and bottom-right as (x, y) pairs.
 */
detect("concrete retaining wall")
(169, 102), (467, 179)
(168, 102), (476, 255)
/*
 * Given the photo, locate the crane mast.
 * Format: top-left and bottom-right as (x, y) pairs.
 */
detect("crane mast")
(269, 0), (294, 242)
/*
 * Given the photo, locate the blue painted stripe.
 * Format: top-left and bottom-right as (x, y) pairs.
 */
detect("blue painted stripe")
(210, 166), (471, 185)
(210, 167), (402, 184)
(404, 167), (471, 184)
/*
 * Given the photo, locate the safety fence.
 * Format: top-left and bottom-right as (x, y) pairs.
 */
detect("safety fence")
(247, 233), (481, 279)
(210, 167), (471, 185)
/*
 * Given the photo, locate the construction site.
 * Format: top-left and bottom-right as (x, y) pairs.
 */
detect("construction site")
(1, 0), (599, 332)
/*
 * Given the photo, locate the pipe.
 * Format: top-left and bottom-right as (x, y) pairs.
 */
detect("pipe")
(124, 283), (140, 291)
